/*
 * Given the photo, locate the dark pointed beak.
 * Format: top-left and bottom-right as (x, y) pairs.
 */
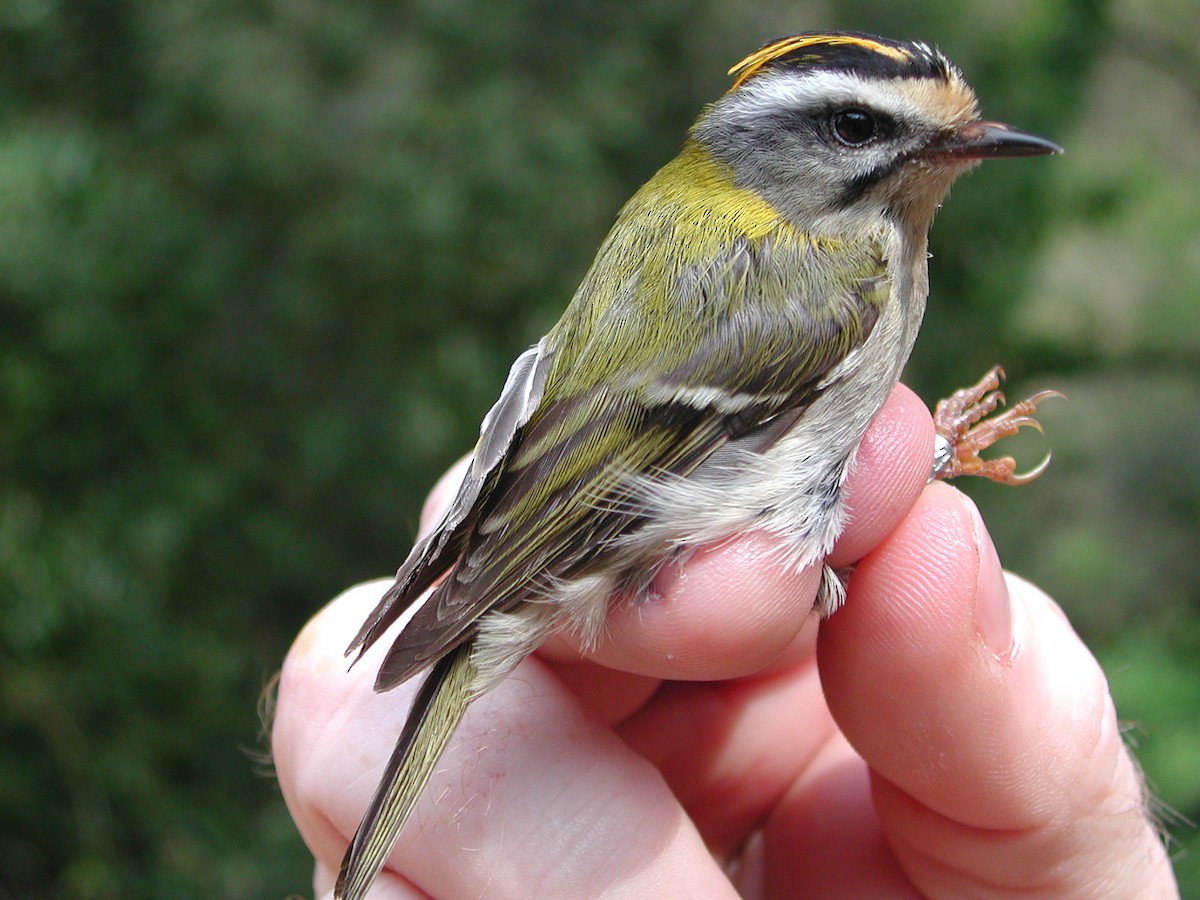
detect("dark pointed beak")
(927, 121), (1063, 160)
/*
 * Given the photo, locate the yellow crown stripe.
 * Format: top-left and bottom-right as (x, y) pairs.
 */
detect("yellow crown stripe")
(727, 34), (911, 89)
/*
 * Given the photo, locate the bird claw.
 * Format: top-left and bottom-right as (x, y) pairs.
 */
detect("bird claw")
(931, 366), (1063, 485)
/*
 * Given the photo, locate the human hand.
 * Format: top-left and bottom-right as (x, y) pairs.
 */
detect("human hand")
(273, 385), (1177, 898)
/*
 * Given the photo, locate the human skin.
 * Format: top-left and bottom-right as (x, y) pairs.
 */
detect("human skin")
(273, 385), (1177, 898)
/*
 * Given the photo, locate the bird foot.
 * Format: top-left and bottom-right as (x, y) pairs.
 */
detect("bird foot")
(931, 366), (1062, 486)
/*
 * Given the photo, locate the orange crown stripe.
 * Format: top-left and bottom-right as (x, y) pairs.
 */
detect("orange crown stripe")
(727, 34), (912, 89)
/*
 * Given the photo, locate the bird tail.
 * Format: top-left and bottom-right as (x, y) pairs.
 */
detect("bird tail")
(334, 643), (475, 900)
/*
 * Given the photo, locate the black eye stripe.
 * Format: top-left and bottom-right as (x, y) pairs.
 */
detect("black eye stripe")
(833, 155), (906, 208)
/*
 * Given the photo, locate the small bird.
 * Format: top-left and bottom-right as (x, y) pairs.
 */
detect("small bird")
(334, 32), (1060, 898)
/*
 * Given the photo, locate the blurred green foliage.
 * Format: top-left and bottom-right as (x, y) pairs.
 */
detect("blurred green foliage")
(1, 0), (1195, 895)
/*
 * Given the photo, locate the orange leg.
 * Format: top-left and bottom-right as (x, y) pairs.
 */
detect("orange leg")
(931, 366), (1063, 485)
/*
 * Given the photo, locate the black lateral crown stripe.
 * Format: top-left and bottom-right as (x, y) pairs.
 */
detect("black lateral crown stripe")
(746, 31), (949, 82)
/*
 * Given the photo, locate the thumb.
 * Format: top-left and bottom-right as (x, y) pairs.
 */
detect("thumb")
(819, 482), (1176, 896)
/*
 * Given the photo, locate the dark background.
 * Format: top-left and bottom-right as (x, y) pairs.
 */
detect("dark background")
(2, 0), (1197, 895)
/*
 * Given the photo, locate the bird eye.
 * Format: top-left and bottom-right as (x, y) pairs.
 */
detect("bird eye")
(831, 108), (878, 147)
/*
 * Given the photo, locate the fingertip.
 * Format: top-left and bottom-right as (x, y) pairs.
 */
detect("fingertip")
(822, 482), (977, 675)
(584, 533), (823, 681)
(829, 384), (935, 567)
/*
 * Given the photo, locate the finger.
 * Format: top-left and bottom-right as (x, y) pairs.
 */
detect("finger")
(753, 733), (921, 898)
(544, 383), (933, 683)
(544, 660), (664, 725)
(562, 532), (825, 680)
(828, 382), (933, 568)
(616, 615), (834, 858)
(819, 483), (1176, 896)
(273, 582), (740, 899)
(313, 860), (428, 899)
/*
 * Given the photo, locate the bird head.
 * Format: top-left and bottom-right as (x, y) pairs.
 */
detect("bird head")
(692, 32), (1061, 238)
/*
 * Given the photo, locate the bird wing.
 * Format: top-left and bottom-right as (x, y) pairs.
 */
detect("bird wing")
(369, 227), (889, 688)
(346, 338), (554, 662)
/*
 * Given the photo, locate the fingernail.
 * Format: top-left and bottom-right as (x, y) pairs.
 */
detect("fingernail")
(964, 495), (1015, 659)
